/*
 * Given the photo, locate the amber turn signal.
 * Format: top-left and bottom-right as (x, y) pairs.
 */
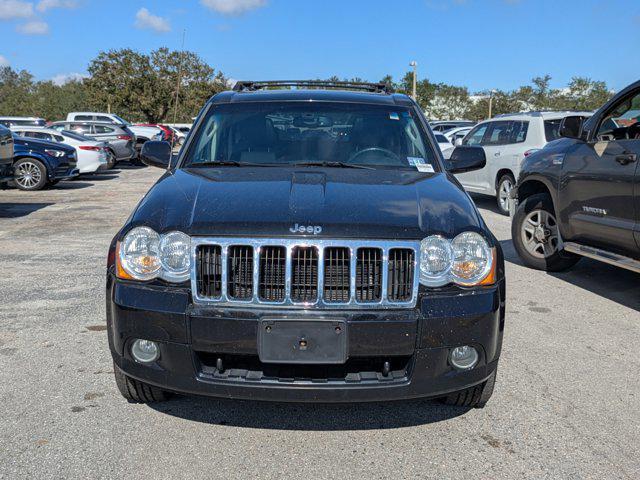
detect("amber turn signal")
(477, 248), (498, 286)
(115, 241), (135, 280)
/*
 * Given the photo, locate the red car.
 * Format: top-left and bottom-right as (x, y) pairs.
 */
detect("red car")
(136, 124), (177, 145)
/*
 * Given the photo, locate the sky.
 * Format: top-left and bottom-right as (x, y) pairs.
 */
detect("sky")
(0, 0), (639, 93)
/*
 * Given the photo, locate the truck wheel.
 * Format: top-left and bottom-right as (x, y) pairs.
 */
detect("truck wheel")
(14, 158), (48, 191)
(441, 369), (497, 408)
(113, 362), (169, 403)
(496, 173), (515, 216)
(512, 193), (580, 271)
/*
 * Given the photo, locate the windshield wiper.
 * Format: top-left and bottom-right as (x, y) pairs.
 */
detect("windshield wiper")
(292, 161), (375, 170)
(188, 160), (277, 167)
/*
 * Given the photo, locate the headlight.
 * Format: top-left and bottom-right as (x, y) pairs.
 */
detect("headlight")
(450, 232), (493, 285)
(419, 232), (495, 287)
(116, 227), (191, 282)
(118, 227), (161, 280)
(419, 236), (453, 286)
(159, 231), (191, 281)
(44, 149), (65, 158)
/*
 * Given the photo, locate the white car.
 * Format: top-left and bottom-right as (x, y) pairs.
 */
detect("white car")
(454, 111), (592, 215)
(65, 112), (162, 146)
(444, 126), (472, 144)
(10, 126), (109, 174)
(432, 131), (457, 160)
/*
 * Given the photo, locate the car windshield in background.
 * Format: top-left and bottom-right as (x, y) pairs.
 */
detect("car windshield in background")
(183, 102), (437, 170)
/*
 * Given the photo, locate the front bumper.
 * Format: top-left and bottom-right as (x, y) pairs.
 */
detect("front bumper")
(51, 167), (79, 181)
(107, 277), (505, 402)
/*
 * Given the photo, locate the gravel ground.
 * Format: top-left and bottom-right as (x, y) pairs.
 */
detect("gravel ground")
(0, 165), (638, 479)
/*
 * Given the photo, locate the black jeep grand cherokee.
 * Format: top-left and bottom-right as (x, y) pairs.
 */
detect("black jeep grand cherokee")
(106, 81), (505, 407)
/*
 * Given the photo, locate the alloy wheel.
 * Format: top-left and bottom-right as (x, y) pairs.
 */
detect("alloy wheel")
(521, 209), (559, 258)
(15, 161), (43, 189)
(498, 178), (513, 212)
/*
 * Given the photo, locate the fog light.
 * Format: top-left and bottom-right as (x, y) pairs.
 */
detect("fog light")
(131, 339), (159, 363)
(449, 345), (478, 370)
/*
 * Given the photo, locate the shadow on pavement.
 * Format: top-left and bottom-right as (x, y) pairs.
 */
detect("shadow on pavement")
(116, 163), (147, 170)
(53, 181), (95, 190)
(0, 202), (54, 218)
(77, 174), (119, 181)
(149, 396), (470, 430)
(500, 239), (640, 312)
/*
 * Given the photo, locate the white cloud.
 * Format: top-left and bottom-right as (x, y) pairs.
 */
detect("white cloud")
(51, 72), (87, 85)
(0, 54), (9, 67)
(134, 7), (170, 33)
(16, 19), (49, 34)
(36, 0), (78, 12)
(0, 0), (34, 19)
(201, 0), (267, 15)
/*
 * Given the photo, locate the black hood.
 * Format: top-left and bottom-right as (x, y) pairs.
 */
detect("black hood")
(127, 167), (484, 240)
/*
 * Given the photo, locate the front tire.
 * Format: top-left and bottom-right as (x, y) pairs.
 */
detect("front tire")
(441, 369), (497, 408)
(496, 173), (515, 216)
(511, 193), (580, 271)
(14, 158), (48, 191)
(114, 363), (169, 403)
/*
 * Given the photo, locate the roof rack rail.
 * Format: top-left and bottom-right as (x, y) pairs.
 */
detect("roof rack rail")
(232, 80), (394, 94)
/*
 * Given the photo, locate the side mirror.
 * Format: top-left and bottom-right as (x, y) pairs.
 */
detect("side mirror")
(140, 141), (172, 169)
(446, 146), (486, 174)
(559, 116), (585, 139)
(454, 137), (463, 146)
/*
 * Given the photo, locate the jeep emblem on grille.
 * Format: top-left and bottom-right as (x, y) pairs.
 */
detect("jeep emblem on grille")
(290, 223), (322, 235)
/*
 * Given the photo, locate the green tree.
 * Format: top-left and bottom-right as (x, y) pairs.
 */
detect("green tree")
(0, 67), (36, 116)
(85, 48), (226, 123)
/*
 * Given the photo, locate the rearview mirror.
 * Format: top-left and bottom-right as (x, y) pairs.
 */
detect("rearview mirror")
(140, 141), (172, 169)
(559, 116), (585, 139)
(446, 146), (486, 174)
(454, 137), (463, 146)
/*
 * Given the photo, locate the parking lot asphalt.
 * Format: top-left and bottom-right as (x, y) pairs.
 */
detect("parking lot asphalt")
(0, 165), (638, 480)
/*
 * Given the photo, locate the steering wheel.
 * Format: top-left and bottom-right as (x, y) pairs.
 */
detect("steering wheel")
(347, 147), (402, 165)
(626, 122), (640, 139)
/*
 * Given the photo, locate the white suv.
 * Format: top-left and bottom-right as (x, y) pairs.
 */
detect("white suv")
(454, 111), (592, 215)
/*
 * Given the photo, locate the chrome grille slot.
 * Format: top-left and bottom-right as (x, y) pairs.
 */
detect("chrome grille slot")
(196, 245), (222, 298)
(387, 248), (415, 302)
(356, 248), (382, 302)
(291, 247), (319, 302)
(227, 245), (254, 300)
(323, 247), (350, 302)
(259, 246), (286, 302)
(191, 238), (419, 309)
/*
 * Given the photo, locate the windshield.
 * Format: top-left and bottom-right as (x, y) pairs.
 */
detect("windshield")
(113, 114), (130, 125)
(183, 102), (437, 170)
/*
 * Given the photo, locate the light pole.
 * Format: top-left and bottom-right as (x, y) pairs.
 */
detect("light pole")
(409, 61), (417, 101)
(488, 89), (497, 119)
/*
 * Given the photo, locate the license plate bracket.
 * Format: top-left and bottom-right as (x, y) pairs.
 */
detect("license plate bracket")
(258, 319), (347, 364)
